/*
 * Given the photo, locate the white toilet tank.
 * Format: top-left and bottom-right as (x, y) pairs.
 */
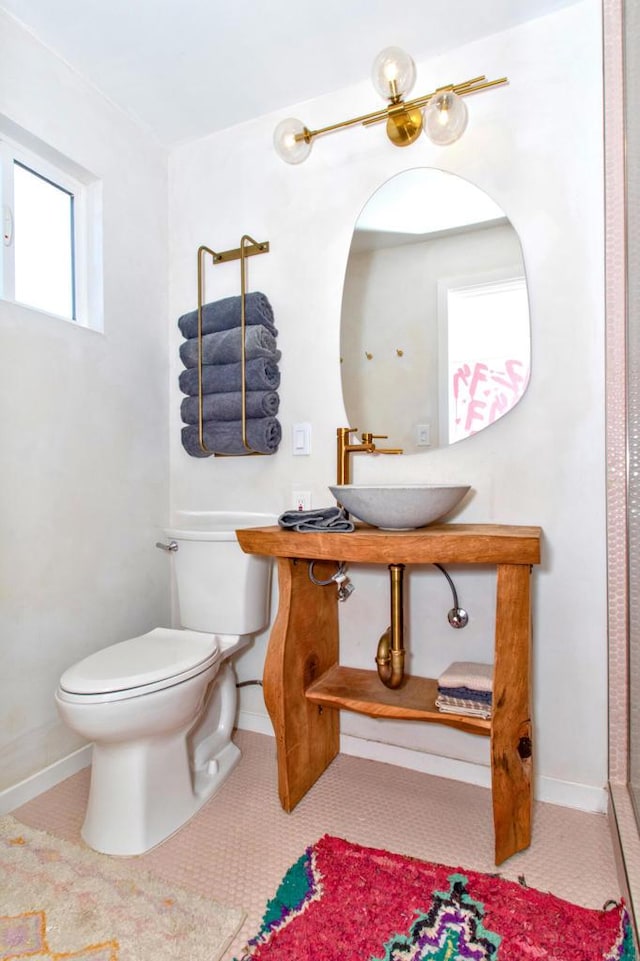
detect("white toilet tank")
(164, 511), (276, 635)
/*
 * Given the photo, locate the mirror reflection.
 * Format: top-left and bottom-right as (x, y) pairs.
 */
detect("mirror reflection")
(340, 168), (530, 452)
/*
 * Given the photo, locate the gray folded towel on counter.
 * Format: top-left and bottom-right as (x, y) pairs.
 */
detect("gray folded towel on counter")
(179, 357), (281, 396)
(180, 325), (279, 369)
(181, 417), (281, 457)
(278, 507), (355, 533)
(178, 292), (277, 339)
(181, 390), (280, 425)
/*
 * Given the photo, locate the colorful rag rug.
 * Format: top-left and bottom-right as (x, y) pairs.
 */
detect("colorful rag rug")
(236, 835), (636, 961)
(0, 814), (244, 960)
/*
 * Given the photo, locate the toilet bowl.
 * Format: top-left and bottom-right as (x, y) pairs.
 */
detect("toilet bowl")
(55, 511), (275, 856)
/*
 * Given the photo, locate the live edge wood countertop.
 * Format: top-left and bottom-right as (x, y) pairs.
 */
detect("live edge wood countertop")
(237, 523), (541, 566)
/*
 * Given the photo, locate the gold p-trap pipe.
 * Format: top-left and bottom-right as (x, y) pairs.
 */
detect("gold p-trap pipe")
(375, 563), (406, 689)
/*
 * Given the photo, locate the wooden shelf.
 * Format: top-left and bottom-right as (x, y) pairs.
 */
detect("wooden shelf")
(305, 665), (491, 736)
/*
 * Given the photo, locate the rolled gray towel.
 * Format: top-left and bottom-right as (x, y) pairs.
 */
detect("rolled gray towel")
(181, 390), (279, 424)
(179, 358), (281, 396)
(180, 325), (278, 369)
(181, 417), (281, 457)
(178, 292), (277, 339)
(278, 507), (355, 533)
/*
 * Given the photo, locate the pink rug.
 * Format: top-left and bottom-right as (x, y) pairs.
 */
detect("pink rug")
(0, 815), (244, 960)
(236, 835), (635, 960)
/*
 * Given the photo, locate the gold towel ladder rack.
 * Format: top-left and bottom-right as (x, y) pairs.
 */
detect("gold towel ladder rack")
(196, 234), (270, 456)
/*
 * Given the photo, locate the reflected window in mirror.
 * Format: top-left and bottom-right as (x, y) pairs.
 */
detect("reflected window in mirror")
(441, 274), (529, 444)
(340, 169), (531, 453)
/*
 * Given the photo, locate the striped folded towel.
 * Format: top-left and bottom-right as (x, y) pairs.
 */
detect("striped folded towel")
(435, 694), (492, 719)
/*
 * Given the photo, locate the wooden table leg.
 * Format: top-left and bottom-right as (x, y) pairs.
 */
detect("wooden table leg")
(262, 556), (340, 812)
(491, 563), (533, 864)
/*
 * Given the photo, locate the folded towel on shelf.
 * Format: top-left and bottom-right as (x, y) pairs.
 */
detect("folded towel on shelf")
(437, 661), (493, 694)
(181, 417), (281, 457)
(178, 292), (277, 339)
(437, 686), (492, 704)
(179, 357), (281, 396)
(179, 325), (279, 369)
(435, 695), (492, 720)
(180, 390), (279, 425)
(278, 507), (355, 533)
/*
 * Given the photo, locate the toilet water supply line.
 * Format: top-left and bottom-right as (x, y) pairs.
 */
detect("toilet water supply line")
(238, 562), (355, 691)
(307, 561), (468, 689)
(308, 560), (355, 600)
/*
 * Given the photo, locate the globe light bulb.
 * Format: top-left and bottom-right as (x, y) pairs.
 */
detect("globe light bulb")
(273, 118), (312, 164)
(371, 47), (416, 102)
(423, 90), (468, 145)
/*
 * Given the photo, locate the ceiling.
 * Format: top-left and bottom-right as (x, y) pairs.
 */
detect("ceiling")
(1, 0), (579, 148)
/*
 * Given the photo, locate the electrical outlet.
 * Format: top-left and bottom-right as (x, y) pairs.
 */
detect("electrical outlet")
(293, 491), (311, 511)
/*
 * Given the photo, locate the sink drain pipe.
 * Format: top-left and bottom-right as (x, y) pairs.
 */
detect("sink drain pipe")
(375, 563), (405, 689)
(375, 562), (467, 689)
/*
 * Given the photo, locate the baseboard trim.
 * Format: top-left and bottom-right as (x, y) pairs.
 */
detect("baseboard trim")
(0, 745), (92, 815)
(4, 724), (607, 817)
(339, 734), (608, 813)
(537, 771), (608, 813)
(235, 716), (609, 813)
(237, 710), (274, 738)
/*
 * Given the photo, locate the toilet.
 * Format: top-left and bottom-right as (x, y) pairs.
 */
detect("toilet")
(55, 511), (274, 857)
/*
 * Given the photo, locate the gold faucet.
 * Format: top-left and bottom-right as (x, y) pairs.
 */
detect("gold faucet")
(336, 427), (403, 486)
(336, 428), (406, 688)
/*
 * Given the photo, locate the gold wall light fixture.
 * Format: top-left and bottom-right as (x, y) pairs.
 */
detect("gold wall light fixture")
(274, 47), (507, 164)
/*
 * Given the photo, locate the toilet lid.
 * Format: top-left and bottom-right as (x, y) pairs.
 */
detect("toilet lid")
(59, 628), (220, 695)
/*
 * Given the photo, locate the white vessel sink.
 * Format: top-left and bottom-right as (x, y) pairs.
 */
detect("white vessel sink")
(329, 484), (470, 530)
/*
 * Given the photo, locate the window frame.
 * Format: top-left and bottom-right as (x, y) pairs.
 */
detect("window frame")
(0, 135), (100, 330)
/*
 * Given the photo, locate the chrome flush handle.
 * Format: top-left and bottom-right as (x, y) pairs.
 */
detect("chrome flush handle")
(155, 540), (178, 552)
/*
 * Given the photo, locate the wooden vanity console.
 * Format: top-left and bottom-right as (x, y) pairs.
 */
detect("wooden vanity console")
(237, 523), (541, 864)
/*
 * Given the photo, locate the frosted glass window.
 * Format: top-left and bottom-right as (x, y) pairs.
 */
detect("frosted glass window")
(13, 161), (75, 319)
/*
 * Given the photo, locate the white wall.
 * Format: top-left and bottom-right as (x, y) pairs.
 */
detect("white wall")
(0, 10), (171, 796)
(169, 1), (606, 810)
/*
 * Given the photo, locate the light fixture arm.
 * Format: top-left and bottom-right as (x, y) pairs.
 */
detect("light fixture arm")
(298, 75), (508, 145)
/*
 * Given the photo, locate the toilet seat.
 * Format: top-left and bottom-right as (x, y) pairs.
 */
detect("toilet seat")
(57, 628), (221, 703)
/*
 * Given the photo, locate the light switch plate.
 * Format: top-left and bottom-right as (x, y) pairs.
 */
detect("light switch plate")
(292, 422), (312, 455)
(416, 423), (431, 446)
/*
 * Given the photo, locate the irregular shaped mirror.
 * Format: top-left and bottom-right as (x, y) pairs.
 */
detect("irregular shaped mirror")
(340, 169), (530, 452)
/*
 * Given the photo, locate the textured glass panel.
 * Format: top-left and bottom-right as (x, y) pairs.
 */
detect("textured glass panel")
(13, 161), (74, 319)
(626, 0), (640, 822)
